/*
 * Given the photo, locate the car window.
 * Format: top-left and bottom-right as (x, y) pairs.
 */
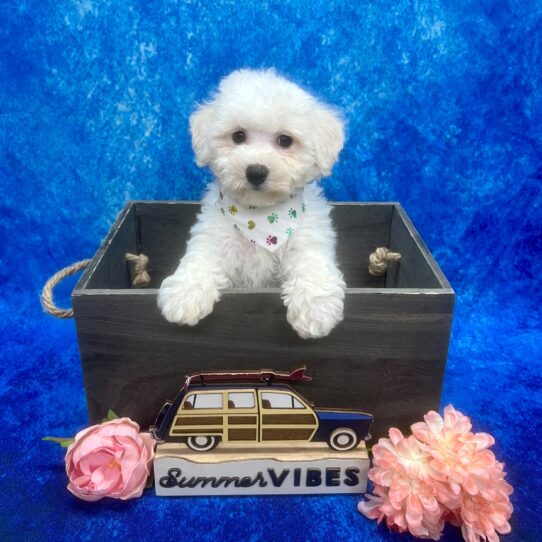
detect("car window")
(182, 394), (195, 409)
(261, 392), (305, 409)
(183, 393), (223, 410)
(228, 392), (255, 409)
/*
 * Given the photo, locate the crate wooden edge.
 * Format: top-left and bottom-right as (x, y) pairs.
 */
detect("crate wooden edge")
(74, 201), (135, 291)
(392, 205), (452, 290)
(72, 200), (454, 298)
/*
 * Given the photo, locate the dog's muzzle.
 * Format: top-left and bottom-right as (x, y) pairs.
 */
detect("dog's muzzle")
(246, 164), (269, 187)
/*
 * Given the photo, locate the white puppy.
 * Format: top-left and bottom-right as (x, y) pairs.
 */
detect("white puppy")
(158, 69), (346, 339)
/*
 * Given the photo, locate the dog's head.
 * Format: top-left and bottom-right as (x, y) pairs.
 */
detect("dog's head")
(189, 69), (344, 207)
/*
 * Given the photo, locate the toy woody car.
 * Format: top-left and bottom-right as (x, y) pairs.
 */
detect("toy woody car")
(151, 366), (373, 452)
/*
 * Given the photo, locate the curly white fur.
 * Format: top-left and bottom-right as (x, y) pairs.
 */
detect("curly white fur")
(158, 69), (346, 339)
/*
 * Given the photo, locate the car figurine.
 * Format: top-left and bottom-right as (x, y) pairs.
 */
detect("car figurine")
(151, 366), (373, 452)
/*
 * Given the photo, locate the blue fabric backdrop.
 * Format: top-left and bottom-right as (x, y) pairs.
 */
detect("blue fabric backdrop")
(1, 1), (540, 541)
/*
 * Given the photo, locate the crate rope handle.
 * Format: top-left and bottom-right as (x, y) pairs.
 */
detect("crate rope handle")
(125, 252), (151, 287)
(368, 247), (402, 276)
(41, 253), (151, 318)
(41, 259), (92, 319)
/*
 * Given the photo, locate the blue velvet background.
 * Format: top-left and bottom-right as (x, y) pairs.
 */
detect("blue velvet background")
(1, 1), (541, 540)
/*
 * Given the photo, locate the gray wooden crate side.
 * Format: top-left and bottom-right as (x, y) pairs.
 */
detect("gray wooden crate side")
(135, 202), (200, 288)
(389, 205), (452, 290)
(331, 205), (391, 288)
(131, 202), (392, 289)
(76, 203), (138, 290)
(389, 207), (439, 288)
(72, 289), (453, 441)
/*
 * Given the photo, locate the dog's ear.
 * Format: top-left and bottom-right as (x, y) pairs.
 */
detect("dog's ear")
(312, 104), (345, 177)
(189, 102), (215, 167)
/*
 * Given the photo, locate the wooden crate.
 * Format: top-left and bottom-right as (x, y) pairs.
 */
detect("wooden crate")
(72, 201), (454, 440)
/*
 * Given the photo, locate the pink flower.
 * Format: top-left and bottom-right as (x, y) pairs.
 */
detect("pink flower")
(359, 406), (513, 542)
(65, 417), (155, 501)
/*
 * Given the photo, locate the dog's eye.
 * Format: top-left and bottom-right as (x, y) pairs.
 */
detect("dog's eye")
(232, 130), (247, 144)
(277, 134), (293, 148)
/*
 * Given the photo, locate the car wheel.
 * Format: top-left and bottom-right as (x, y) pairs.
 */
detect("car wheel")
(328, 428), (358, 451)
(186, 435), (219, 452)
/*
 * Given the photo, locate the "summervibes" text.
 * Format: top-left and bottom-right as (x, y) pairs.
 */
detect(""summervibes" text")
(159, 466), (360, 490)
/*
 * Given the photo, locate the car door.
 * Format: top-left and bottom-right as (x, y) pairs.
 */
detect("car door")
(225, 390), (258, 443)
(258, 389), (318, 443)
(169, 390), (225, 440)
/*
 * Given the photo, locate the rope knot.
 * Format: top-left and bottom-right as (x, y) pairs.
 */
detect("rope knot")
(368, 247), (402, 276)
(125, 253), (151, 287)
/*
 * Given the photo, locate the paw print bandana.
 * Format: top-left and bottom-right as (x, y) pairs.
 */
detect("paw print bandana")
(217, 189), (306, 252)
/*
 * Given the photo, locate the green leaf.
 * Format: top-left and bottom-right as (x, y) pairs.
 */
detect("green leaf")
(107, 409), (120, 421)
(42, 436), (75, 448)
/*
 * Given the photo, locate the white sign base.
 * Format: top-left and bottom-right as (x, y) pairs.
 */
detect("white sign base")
(154, 442), (370, 496)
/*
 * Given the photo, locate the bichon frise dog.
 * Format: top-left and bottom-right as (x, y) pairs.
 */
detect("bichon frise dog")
(158, 69), (346, 339)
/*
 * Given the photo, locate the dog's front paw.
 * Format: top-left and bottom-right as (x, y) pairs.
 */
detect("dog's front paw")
(158, 274), (219, 326)
(286, 291), (344, 339)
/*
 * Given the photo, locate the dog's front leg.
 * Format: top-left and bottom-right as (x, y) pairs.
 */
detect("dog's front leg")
(158, 226), (230, 326)
(280, 235), (346, 339)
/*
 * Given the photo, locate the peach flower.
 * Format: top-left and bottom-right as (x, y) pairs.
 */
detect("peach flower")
(459, 488), (513, 542)
(65, 417), (155, 501)
(358, 428), (446, 540)
(412, 406), (513, 506)
(359, 406), (513, 542)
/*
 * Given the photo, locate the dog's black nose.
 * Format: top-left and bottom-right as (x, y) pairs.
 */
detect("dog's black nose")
(246, 164), (269, 187)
